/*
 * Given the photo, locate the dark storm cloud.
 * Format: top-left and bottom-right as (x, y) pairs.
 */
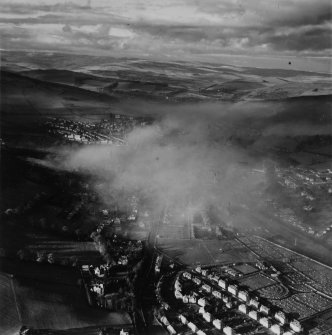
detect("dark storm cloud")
(0, 0), (331, 68)
(268, 27), (332, 52)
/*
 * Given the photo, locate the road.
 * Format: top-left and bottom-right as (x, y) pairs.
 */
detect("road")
(133, 209), (168, 335)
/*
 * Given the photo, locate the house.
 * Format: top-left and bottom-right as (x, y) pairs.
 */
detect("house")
(238, 304), (248, 314)
(188, 322), (198, 332)
(202, 284), (211, 293)
(218, 278), (227, 289)
(183, 272), (192, 280)
(249, 310), (258, 320)
(167, 325), (177, 335)
(275, 311), (287, 325)
(174, 289), (182, 299)
(193, 277), (201, 285)
(259, 317), (271, 328)
(290, 320), (302, 333)
(198, 297), (207, 307)
(160, 316), (170, 326)
(238, 290), (249, 302)
(260, 304), (270, 315)
(228, 284), (238, 296)
(223, 326), (235, 335)
(271, 324), (283, 335)
(213, 319), (222, 330)
(249, 297), (260, 309)
(195, 266), (202, 273)
(203, 312), (212, 322)
(179, 314), (188, 324)
(212, 290), (222, 299)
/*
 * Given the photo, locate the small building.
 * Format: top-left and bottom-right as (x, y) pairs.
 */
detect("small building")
(203, 312), (212, 322)
(198, 306), (205, 315)
(201, 269), (208, 277)
(238, 304), (248, 314)
(91, 283), (104, 295)
(213, 290), (222, 299)
(271, 324), (283, 335)
(193, 277), (201, 285)
(222, 295), (230, 303)
(94, 267), (104, 277)
(260, 304), (270, 315)
(275, 311), (287, 325)
(175, 289), (182, 299)
(209, 274), (220, 283)
(198, 297), (207, 307)
(259, 317), (271, 328)
(249, 310), (258, 320)
(167, 325), (177, 335)
(179, 314), (188, 324)
(290, 320), (302, 333)
(249, 297), (260, 309)
(226, 301), (233, 309)
(202, 284), (212, 293)
(228, 284), (238, 296)
(195, 266), (202, 273)
(182, 295), (189, 304)
(183, 272), (192, 280)
(188, 322), (198, 332)
(213, 319), (222, 330)
(223, 326), (235, 335)
(218, 279), (227, 289)
(238, 290), (249, 302)
(197, 331), (206, 335)
(283, 331), (295, 335)
(174, 281), (182, 291)
(160, 316), (170, 326)
(189, 295), (197, 304)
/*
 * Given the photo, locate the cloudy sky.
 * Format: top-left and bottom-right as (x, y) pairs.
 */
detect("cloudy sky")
(0, 0), (331, 72)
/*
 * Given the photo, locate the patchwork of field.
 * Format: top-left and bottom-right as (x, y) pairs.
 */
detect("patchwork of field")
(273, 295), (317, 320)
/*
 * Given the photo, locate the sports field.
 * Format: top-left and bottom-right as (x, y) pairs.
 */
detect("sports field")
(156, 238), (258, 266)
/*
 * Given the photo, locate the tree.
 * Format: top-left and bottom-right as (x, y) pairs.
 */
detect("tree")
(0, 248), (6, 257)
(47, 253), (55, 264)
(70, 256), (78, 267)
(36, 251), (46, 263)
(17, 249), (30, 261)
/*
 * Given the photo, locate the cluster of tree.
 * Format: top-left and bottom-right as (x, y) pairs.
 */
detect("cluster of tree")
(16, 249), (79, 267)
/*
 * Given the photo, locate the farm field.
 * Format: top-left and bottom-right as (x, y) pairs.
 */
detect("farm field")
(9, 275), (131, 330)
(0, 258), (79, 285)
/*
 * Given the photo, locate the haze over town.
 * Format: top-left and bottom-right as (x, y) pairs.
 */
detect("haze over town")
(1, 1), (332, 335)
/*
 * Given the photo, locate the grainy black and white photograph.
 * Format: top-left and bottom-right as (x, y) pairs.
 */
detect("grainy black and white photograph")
(0, 1), (332, 335)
